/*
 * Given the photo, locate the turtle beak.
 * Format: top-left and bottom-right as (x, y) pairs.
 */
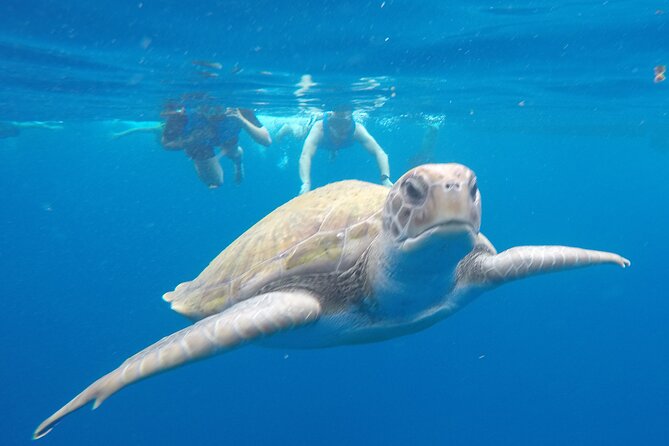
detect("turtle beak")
(400, 220), (477, 252)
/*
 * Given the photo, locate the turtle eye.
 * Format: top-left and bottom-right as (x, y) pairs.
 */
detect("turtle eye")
(402, 176), (427, 206)
(470, 180), (478, 200)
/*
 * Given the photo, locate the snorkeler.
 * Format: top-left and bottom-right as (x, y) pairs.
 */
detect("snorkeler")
(0, 120), (63, 139)
(161, 103), (271, 188)
(275, 118), (313, 143)
(269, 116), (315, 170)
(298, 106), (391, 195)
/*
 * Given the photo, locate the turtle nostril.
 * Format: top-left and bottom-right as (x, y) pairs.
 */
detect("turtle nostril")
(445, 182), (460, 191)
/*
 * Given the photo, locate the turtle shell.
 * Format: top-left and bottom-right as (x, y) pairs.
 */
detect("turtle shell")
(163, 180), (387, 319)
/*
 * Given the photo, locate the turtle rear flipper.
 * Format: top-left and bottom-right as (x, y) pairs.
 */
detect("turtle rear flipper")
(33, 291), (321, 439)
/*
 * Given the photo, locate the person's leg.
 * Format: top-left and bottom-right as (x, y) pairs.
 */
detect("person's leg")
(192, 156), (224, 188)
(226, 146), (245, 184)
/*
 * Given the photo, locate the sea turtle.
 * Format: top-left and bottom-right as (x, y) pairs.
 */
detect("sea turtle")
(34, 163), (629, 438)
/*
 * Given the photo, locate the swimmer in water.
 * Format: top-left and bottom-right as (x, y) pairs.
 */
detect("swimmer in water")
(0, 120), (63, 139)
(161, 103), (271, 188)
(271, 116), (315, 170)
(654, 65), (666, 83)
(298, 105), (392, 195)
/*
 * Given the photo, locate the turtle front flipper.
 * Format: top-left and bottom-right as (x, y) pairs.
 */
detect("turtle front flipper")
(470, 246), (630, 285)
(33, 291), (321, 439)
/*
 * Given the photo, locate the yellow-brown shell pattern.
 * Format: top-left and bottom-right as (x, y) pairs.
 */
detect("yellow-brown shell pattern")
(163, 180), (388, 320)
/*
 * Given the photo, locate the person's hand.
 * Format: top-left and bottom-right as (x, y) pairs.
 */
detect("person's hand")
(161, 107), (185, 118)
(381, 177), (393, 188)
(299, 182), (311, 195)
(224, 108), (243, 121)
(43, 121), (64, 130)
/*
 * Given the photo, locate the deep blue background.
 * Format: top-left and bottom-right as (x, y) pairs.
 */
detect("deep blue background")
(1, 1), (668, 445)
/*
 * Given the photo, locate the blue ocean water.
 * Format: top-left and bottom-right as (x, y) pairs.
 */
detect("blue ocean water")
(1, 1), (667, 445)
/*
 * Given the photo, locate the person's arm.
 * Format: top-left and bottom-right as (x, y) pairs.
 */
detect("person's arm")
(161, 127), (201, 150)
(298, 121), (323, 194)
(355, 124), (392, 187)
(161, 130), (191, 150)
(230, 109), (272, 147)
(161, 136), (182, 149)
(112, 124), (163, 140)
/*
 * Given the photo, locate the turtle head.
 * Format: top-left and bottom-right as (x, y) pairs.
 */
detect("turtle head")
(371, 163), (482, 322)
(382, 163), (481, 252)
